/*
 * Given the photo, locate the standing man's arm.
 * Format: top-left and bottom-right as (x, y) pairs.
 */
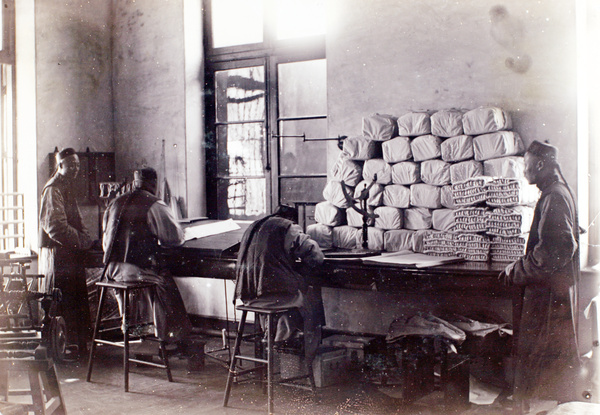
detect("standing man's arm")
(40, 186), (92, 249)
(147, 200), (185, 247)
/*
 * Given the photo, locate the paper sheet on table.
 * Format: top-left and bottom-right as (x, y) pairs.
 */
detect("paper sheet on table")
(362, 251), (463, 268)
(183, 219), (241, 241)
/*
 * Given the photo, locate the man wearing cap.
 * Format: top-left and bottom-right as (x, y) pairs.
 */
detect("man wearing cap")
(102, 167), (192, 345)
(500, 140), (581, 412)
(39, 148), (94, 358)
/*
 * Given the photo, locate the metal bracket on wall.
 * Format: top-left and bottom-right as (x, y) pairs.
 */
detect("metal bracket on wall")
(271, 133), (348, 150)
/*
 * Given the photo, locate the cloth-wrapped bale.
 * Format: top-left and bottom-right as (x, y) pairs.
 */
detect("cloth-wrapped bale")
(455, 234), (490, 262)
(490, 235), (528, 262)
(412, 230), (432, 253)
(486, 178), (540, 207)
(374, 206), (403, 230)
(404, 207), (433, 230)
(431, 110), (464, 137)
(423, 231), (456, 256)
(384, 229), (415, 252)
(306, 223), (333, 249)
(440, 135), (474, 162)
(440, 185), (456, 209)
(452, 176), (492, 207)
(382, 184), (411, 208)
(330, 157), (364, 187)
(342, 136), (382, 160)
(382, 136), (412, 163)
(473, 131), (524, 161)
(363, 158), (393, 184)
(314, 201), (346, 226)
(354, 180), (384, 207)
(486, 206), (535, 237)
(391, 161), (421, 185)
(453, 207), (489, 233)
(323, 180), (354, 208)
(397, 112), (431, 136)
(362, 113), (398, 141)
(462, 107), (512, 135)
(483, 156), (525, 179)
(450, 160), (483, 184)
(410, 183), (442, 209)
(411, 134), (442, 161)
(432, 209), (455, 232)
(421, 159), (451, 186)
(356, 226), (385, 251)
(346, 204), (375, 228)
(332, 225), (360, 249)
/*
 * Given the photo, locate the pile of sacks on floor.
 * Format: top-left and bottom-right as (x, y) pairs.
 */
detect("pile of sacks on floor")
(307, 107), (539, 262)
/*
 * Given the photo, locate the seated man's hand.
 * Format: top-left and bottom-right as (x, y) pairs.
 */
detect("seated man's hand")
(498, 262), (516, 286)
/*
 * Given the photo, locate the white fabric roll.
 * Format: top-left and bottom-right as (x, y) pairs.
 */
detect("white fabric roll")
(382, 136), (413, 163)
(363, 158), (393, 184)
(354, 180), (384, 207)
(374, 206), (404, 230)
(410, 183), (442, 209)
(486, 178), (540, 207)
(323, 180), (354, 208)
(440, 185), (456, 209)
(382, 184), (411, 208)
(356, 226), (385, 251)
(432, 209), (455, 232)
(452, 176), (492, 207)
(423, 231), (456, 256)
(421, 159), (451, 186)
(306, 223), (333, 249)
(462, 107), (512, 135)
(362, 113), (398, 141)
(332, 225), (360, 249)
(397, 112), (431, 136)
(440, 135), (474, 162)
(411, 134), (442, 162)
(404, 207), (433, 230)
(314, 201), (346, 226)
(346, 204), (375, 228)
(342, 136), (381, 160)
(473, 131), (524, 161)
(330, 157), (364, 187)
(412, 229), (431, 253)
(450, 160), (483, 184)
(483, 156), (525, 179)
(384, 229), (415, 252)
(486, 206), (535, 237)
(391, 161), (421, 185)
(431, 110), (464, 137)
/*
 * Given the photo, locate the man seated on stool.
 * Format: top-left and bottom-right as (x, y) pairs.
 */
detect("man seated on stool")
(234, 205), (325, 367)
(102, 167), (192, 350)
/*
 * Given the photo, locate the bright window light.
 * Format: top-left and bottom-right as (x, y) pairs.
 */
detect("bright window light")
(276, 0), (326, 40)
(211, 0), (264, 48)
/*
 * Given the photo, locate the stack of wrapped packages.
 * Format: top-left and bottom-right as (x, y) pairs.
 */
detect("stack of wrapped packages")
(307, 107), (540, 262)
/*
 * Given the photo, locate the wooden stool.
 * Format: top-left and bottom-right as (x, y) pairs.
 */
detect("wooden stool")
(223, 304), (313, 414)
(86, 280), (173, 392)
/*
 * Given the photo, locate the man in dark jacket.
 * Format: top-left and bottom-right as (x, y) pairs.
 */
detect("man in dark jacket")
(235, 205), (325, 365)
(102, 167), (191, 344)
(39, 148), (93, 358)
(500, 140), (581, 413)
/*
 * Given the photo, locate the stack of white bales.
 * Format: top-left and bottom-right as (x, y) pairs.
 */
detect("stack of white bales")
(307, 108), (538, 263)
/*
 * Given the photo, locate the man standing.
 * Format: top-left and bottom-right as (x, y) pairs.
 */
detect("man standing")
(235, 205), (325, 366)
(102, 167), (191, 344)
(39, 148), (93, 359)
(500, 140), (581, 412)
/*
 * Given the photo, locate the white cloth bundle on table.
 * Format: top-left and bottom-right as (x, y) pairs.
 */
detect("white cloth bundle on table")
(382, 136), (412, 163)
(423, 231), (457, 256)
(452, 176), (492, 207)
(486, 206), (535, 237)
(323, 180), (354, 208)
(332, 225), (360, 249)
(450, 160), (483, 184)
(411, 134), (442, 161)
(453, 207), (490, 233)
(410, 183), (442, 209)
(473, 131), (524, 161)
(363, 158), (393, 184)
(397, 112), (431, 137)
(440, 185), (456, 209)
(374, 206), (404, 230)
(314, 201), (346, 226)
(421, 159), (451, 186)
(356, 226), (385, 251)
(490, 235), (528, 262)
(455, 233), (490, 262)
(462, 107), (512, 135)
(440, 135), (474, 162)
(362, 113), (398, 141)
(330, 157), (364, 187)
(384, 229), (415, 252)
(404, 207), (433, 230)
(412, 229), (431, 253)
(306, 223), (333, 249)
(391, 161), (421, 185)
(354, 180), (384, 206)
(382, 184), (411, 208)
(431, 110), (464, 138)
(483, 156), (525, 179)
(346, 204), (375, 228)
(432, 208), (455, 232)
(342, 136), (382, 160)
(486, 178), (540, 207)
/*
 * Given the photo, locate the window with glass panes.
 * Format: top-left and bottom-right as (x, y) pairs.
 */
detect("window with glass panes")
(204, 0), (327, 221)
